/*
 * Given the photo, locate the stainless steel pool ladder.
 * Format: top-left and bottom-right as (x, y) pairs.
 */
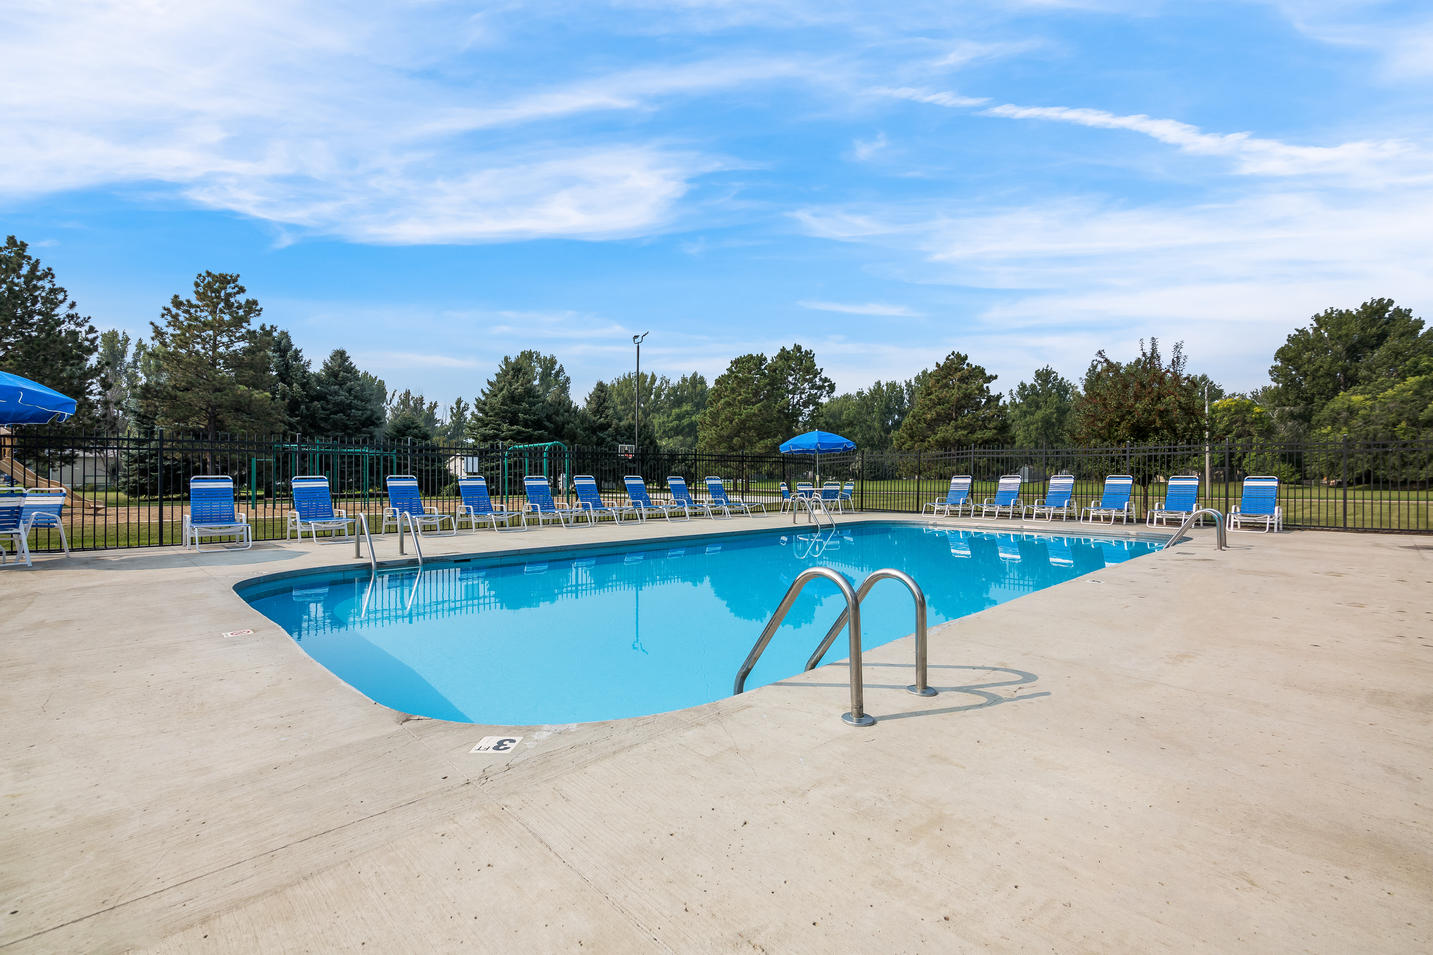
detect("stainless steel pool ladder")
(791, 494), (835, 529)
(1164, 508), (1227, 551)
(733, 567), (935, 727)
(353, 513), (376, 570)
(397, 511), (425, 565)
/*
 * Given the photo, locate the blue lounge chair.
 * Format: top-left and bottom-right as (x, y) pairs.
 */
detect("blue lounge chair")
(1080, 475), (1134, 524)
(705, 476), (765, 516)
(523, 474), (572, 527)
(21, 488), (69, 556)
(184, 475), (252, 550)
(458, 476), (523, 531)
(624, 475), (688, 522)
(573, 474), (636, 525)
(819, 482), (842, 510)
(778, 482), (794, 512)
(979, 474), (1022, 518)
(286, 475), (355, 542)
(384, 474), (456, 536)
(669, 475), (721, 518)
(0, 492), (31, 567)
(1228, 475), (1282, 532)
(795, 481), (815, 501)
(923, 475), (973, 517)
(1024, 474), (1076, 521)
(838, 481), (855, 512)
(1147, 475), (1201, 527)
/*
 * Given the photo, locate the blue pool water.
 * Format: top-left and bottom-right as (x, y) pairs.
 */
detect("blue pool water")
(238, 522), (1159, 724)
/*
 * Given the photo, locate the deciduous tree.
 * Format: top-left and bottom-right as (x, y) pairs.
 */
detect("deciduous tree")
(1071, 339), (1203, 446)
(1269, 298), (1432, 425)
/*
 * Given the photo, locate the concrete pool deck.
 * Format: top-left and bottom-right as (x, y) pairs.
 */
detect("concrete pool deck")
(2, 514), (1430, 952)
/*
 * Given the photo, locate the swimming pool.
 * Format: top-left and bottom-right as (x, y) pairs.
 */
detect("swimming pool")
(238, 522), (1161, 725)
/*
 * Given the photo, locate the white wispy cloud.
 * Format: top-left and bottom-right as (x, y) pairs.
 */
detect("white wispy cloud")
(1263, 1), (1433, 80)
(792, 183), (1433, 389)
(0, 2), (780, 244)
(873, 86), (990, 108)
(934, 38), (1047, 68)
(798, 299), (921, 316)
(980, 103), (1425, 179)
(850, 132), (888, 161)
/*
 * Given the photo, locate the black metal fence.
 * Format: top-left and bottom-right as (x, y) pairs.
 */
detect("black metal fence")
(4, 427), (1430, 552)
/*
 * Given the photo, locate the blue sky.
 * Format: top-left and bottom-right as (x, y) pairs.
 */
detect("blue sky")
(4, 0), (1431, 409)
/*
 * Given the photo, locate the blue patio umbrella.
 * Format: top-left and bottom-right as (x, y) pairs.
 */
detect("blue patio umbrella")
(779, 430), (856, 482)
(0, 370), (77, 425)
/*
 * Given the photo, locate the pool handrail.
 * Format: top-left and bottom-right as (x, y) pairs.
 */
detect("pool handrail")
(1164, 508), (1227, 551)
(353, 512), (376, 569)
(803, 568), (936, 698)
(734, 566), (874, 726)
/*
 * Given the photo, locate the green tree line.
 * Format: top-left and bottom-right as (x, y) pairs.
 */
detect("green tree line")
(4, 235), (1430, 455)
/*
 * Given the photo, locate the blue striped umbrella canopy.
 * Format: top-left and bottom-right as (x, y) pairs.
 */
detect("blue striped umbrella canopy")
(0, 370), (77, 425)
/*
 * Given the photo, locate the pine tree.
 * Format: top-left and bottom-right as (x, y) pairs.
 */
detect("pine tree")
(468, 354), (549, 445)
(1007, 366), (1077, 448)
(144, 271), (280, 439)
(0, 235), (101, 423)
(767, 344), (834, 434)
(438, 397), (471, 444)
(697, 354), (784, 452)
(580, 380), (621, 448)
(310, 349), (386, 440)
(269, 328), (316, 434)
(893, 351), (1007, 450)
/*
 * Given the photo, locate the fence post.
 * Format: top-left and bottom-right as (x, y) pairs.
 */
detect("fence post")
(156, 427), (165, 547)
(1223, 440), (1231, 516)
(1341, 437), (1349, 530)
(916, 450), (922, 514)
(859, 449), (865, 511)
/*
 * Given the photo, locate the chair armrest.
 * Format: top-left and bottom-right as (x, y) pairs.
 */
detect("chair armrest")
(335, 507), (347, 518)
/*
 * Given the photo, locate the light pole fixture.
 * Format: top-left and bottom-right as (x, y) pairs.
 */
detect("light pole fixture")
(633, 332), (649, 453)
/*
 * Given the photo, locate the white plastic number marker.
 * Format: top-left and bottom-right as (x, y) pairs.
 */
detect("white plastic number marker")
(471, 736), (523, 754)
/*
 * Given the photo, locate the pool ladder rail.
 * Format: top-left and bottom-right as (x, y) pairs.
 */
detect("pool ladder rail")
(734, 567), (935, 727)
(354, 510), (427, 567)
(1163, 508), (1227, 551)
(791, 494), (836, 529)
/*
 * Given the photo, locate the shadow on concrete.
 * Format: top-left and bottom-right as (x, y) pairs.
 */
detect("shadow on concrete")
(772, 663), (1049, 721)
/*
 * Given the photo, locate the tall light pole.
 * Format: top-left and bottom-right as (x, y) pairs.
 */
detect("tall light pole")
(633, 332), (649, 454)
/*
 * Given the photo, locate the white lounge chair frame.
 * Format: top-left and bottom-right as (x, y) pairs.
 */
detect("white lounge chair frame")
(184, 475), (252, 550)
